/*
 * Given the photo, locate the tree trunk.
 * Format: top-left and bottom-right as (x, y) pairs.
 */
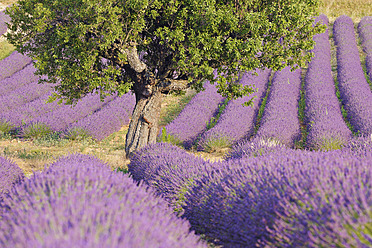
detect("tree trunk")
(125, 89), (162, 157)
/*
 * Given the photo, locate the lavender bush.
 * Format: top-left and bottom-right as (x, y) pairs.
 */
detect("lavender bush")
(25, 92), (115, 133)
(0, 154), (207, 248)
(197, 68), (271, 151)
(184, 148), (372, 247)
(333, 15), (372, 135)
(163, 81), (225, 149)
(265, 150), (372, 247)
(0, 92), (62, 128)
(0, 63), (40, 97)
(66, 92), (135, 140)
(253, 66), (302, 147)
(128, 142), (217, 214)
(358, 16), (372, 83)
(0, 156), (24, 203)
(0, 80), (51, 113)
(304, 14), (352, 150)
(0, 51), (32, 81)
(0, 10), (10, 36)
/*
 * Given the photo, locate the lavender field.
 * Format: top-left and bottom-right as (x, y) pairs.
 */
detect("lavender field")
(1, 3), (372, 248)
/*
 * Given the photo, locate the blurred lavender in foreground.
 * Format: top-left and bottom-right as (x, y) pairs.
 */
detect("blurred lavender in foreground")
(304, 14), (352, 150)
(358, 16), (372, 83)
(0, 154), (207, 248)
(333, 15), (372, 136)
(0, 156), (24, 205)
(197, 68), (271, 151)
(184, 146), (372, 247)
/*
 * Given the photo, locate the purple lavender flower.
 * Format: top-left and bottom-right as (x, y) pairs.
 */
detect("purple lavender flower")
(66, 92), (135, 140)
(0, 10), (10, 36)
(0, 156), (24, 204)
(253, 66), (302, 147)
(197, 68), (271, 151)
(0, 154), (207, 248)
(0, 80), (51, 113)
(128, 142), (218, 214)
(333, 15), (372, 135)
(0, 63), (39, 97)
(0, 92), (62, 128)
(163, 81), (225, 149)
(0, 51), (32, 81)
(304, 14), (352, 150)
(26, 92), (115, 132)
(184, 148), (372, 247)
(358, 16), (372, 82)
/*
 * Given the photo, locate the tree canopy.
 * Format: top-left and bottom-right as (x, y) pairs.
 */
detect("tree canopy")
(5, 0), (326, 155)
(6, 0), (325, 103)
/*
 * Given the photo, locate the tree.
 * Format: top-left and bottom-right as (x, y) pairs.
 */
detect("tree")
(5, 0), (325, 156)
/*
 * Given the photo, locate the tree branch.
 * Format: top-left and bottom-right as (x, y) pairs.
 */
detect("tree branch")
(124, 42), (147, 73)
(158, 78), (193, 92)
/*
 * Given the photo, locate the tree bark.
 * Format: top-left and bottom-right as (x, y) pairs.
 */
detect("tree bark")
(125, 88), (162, 157)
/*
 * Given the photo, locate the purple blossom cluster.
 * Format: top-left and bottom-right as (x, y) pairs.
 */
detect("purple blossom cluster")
(163, 81), (225, 149)
(265, 150), (372, 247)
(253, 66), (302, 147)
(304, 14), (352, 149)
(0, 154), (207, 248)
(0, 156), (24, 204)
(0, 10), (10, 36)
(197, 68), (271, 151)
(66, 92), (135, 140)
(358, 16), (372, 82)
(0, 51), (32, 81)
(333, 15), (372, 135)
(128, 142), (218, 214)
(129, 142), (372, 247)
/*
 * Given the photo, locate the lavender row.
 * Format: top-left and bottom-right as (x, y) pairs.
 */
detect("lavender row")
(128, 142), (218, 214)
(26, 92), (116, 132)
(358, 16), (372, 83)
(0, 79), (52, 113)
(197, 68), (271, 151)
(0, 154), (207, 248)
(0, 156), (24, 208)
(128, 142), (372, 247)
(0, 51), (32, 81)
(66, 92), (135, 140)
(163, 80), (225, 149)
(186, 148), (372, 247)
(0, 92), (62, 127)
(253, 66), (302, 147)
(0, 10), (10, 36)
(304, 14), (352, 149)
(0, 63), (40, 96)
(333, 15), (372, 135)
